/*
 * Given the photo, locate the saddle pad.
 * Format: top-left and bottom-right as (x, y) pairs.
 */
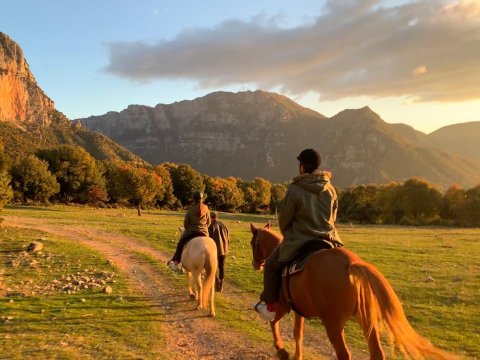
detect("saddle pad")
(282, 239), (335, 277)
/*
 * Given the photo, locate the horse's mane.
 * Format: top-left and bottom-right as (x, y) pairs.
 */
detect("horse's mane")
(261, 227), (282, 244)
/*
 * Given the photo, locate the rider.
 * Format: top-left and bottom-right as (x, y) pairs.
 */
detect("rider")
(168, 190), (211, 270)
(255, 148), (343, 321)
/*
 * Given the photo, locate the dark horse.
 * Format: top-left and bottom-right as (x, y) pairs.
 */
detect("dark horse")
(250, 223), (457, 360)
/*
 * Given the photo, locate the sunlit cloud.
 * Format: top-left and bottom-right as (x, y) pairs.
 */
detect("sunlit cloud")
(105, 0), (480, 102)
(413, 65), (427, 76)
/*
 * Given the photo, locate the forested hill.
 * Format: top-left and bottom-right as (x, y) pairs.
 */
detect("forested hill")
(78, 92), (480, 188)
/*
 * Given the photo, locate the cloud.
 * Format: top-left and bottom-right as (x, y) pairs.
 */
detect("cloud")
(104, 0), (480, 102)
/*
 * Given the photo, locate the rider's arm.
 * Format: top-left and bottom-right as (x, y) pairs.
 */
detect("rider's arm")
(278, 187), (296, 234)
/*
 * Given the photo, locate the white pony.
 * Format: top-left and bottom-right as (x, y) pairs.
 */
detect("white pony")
(178, 227), (218, 317)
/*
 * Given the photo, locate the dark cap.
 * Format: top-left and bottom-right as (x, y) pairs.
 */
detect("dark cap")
(297, 149), (321, 168)
(192, 190), (203, 202)
(210, 211), (217, 219)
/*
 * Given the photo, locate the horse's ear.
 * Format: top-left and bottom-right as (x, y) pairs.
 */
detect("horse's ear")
(264, 221), (271, 229)
(178, 226), (182, 232)
(250, 223), (258, 234)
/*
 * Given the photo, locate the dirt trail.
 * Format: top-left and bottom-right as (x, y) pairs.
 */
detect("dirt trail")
(3, 216), (365, 360)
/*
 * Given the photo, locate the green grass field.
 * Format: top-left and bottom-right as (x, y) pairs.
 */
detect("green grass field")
(0, 205), (478, 359)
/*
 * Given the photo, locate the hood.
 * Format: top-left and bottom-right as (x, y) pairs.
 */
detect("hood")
(292, 170), (332, 193)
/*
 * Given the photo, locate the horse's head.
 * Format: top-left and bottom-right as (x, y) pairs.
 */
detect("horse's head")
(249, 222), (281, 271)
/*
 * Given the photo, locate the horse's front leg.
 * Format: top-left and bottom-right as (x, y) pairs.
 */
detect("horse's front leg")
(270, 310), (289, 360)
(294, 314), (305, 360)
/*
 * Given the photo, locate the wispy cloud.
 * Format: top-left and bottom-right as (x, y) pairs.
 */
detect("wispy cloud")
(104, 0), (480, 102)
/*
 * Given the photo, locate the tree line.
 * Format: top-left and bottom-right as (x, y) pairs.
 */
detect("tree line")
(1, 144), (479, 226)
(0, 145), (285, 215)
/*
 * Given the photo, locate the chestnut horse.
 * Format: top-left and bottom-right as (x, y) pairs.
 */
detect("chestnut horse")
(179, 228), (218, 317)
(250, 223), (457, 360)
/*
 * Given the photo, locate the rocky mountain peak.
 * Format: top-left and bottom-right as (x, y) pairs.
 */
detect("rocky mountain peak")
(0, 32), (55, 127)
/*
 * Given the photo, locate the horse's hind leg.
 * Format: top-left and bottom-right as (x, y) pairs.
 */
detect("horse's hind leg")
(325, 325), (351, 360)
(194, 271), (203, 309)
(364, 326), (385, 360)
(187, 272), (196, 300)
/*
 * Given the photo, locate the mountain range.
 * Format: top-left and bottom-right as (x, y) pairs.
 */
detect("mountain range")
(78, 91), (480, 188)
(1, 31), (478, 189)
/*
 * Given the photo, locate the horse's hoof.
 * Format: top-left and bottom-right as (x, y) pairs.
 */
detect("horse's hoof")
(209, 312), (215, 317)
(189, 293), (196, 300)
(277, 348), (289, 360)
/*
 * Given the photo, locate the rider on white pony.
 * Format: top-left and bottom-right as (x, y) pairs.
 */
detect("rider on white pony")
(168, 190), (211, 270)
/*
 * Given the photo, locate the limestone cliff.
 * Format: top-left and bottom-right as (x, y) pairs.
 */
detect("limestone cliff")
(0, 32), (55, 126)
(78, 92), (480, 188)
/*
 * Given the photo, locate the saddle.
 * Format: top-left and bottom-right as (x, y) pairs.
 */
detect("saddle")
(282, 239), (338, 278)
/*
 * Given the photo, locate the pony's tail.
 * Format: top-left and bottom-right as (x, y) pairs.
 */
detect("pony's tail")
(202, 250), (217, 307)
(349, 262), (458, 360)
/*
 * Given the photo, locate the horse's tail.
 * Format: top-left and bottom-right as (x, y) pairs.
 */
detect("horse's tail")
(349, 262), (458, 360)
(202, 246), (217, 308)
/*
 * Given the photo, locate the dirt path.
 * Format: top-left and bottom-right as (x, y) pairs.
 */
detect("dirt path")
(3, 215), (365, 360)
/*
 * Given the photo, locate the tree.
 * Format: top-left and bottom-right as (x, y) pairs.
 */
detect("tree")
(441, 185), (465, 223)
(270, 183), (287, 214)
(204, 176), (244, 212)
(0, 145), (12, 210)
(338, 185), (381, 224)
(238, 177), (272, 213)
(397, 178), (442, 224)
(163, 163), (204, 206)
(374, 182), (404, 224)
(461, 184), (480, 226)
(105, 162), (162, 215)
(154, 164), (177, 209)
(10, 155), (60, 203)
(37, 145), (106, 204)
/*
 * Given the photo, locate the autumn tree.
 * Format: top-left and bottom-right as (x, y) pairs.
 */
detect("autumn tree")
(37, 145), (107, 203)
(204, 176), (244, 212)
(238, 177), (272, 213)
(105, 161), (162, 215)
(154, 164), (177, 209)
(163, 163), (204, 206)
(10, 155), (60, 203)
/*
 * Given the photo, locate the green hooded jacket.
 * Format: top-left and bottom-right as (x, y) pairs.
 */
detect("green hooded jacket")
(278, 170), (342, 262)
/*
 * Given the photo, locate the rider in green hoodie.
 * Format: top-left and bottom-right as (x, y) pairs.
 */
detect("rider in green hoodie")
(255, 149), (343, 321)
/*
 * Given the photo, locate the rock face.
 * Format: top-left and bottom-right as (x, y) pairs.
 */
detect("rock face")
(0, 32), (140, 163)
(0, 32), (55, 126)
(80, 90), (327, 182)
(79, 91), (480, 188)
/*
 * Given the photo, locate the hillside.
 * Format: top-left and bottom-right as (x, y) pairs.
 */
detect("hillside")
(428, 121), (480, 166)
(78, 92), (480, 188)
(0, 32), (139, 163)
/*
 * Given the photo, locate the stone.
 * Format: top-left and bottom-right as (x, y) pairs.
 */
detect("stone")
(103, 286), (113, 294)
(27, 242), (43, 253)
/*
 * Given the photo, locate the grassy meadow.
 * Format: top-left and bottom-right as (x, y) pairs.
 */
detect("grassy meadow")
(0, 205), (478, 359)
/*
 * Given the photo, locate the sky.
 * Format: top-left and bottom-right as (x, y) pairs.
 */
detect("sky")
(3, 0), (480, 134)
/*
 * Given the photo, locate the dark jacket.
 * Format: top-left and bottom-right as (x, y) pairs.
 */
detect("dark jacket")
(208, 220), (230, 256)
(278, 170), (342, 262)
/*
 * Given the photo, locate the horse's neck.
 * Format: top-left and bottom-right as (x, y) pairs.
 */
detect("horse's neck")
(264, 230), (282, 257)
